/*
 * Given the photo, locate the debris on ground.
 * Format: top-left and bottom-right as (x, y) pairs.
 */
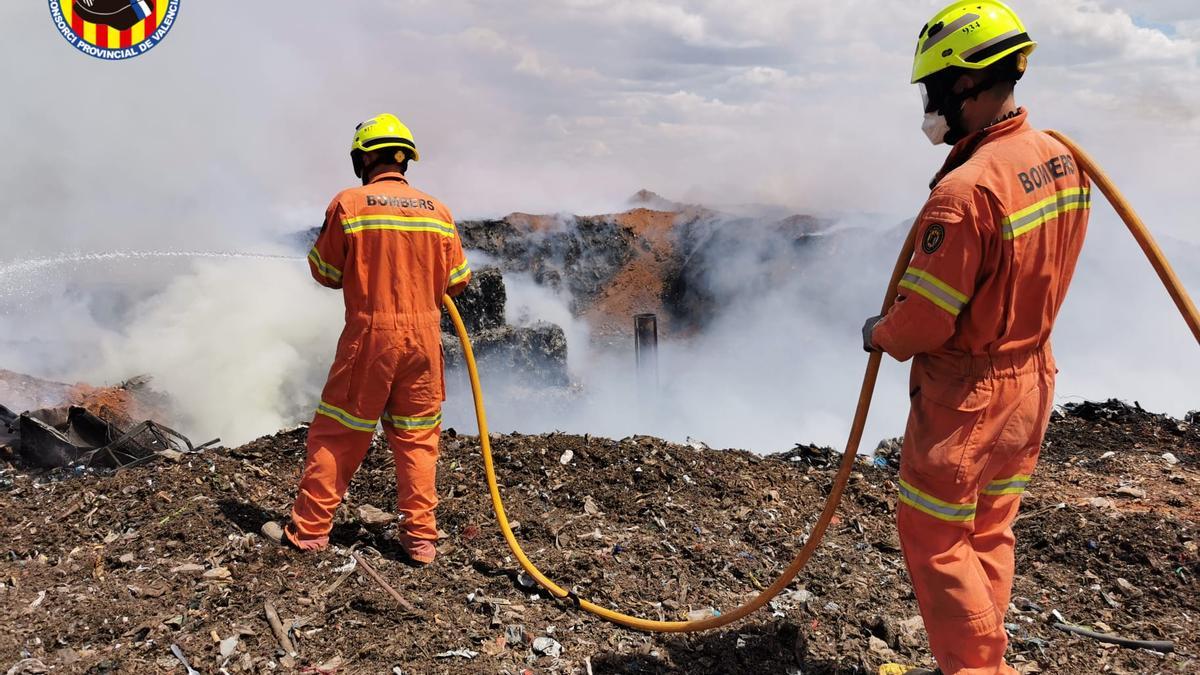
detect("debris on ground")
(6, 404), (210, 470)
(0, 401), (1196, 673)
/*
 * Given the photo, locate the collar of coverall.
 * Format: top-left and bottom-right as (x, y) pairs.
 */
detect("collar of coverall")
(930, 107), (1030, 189)
(367, 171), (409, 185)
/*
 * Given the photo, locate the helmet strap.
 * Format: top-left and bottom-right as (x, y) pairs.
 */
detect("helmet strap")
(351, 151), (366, 180)
(355, 149), (409, 185)
(937, 53), (1027, 144)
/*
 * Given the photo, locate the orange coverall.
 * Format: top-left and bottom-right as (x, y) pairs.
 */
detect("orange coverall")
(871, 110), (1090, 674)
(288, 171), (471, 559)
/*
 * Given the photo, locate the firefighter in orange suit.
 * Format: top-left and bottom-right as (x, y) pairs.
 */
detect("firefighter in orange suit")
(864, 4), (1090, 674)
(274, 114), (471, 564)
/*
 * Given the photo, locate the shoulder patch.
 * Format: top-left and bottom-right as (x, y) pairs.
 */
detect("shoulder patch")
(921, 224), (946, 255)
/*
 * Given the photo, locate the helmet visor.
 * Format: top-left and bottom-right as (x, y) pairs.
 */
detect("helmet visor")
(919, 83), (936, 114)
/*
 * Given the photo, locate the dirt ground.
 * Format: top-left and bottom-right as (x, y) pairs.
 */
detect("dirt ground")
(1, 400), (1197, 674)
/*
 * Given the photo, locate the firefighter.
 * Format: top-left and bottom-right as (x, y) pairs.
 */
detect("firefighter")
(266, 113), (471, 565)
(865, 3), (1091, 673)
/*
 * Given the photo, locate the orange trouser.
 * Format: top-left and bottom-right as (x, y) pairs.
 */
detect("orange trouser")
(289, 319), (445, 549)
(897, 346), (1055, 675)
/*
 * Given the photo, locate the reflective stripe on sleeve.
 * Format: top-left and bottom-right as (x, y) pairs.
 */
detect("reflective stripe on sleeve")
(316, 401), (378, 432)
(981, 474), (1032, 496)
(1002, 188), (1090, 240)
(382, 411), (443, 431)
(449, 260), (471, 285)
(899, 479), (977, 522)
(307, 247), (342, 282)
(342, 214), (456, 237)
(897, 267), (970, 317)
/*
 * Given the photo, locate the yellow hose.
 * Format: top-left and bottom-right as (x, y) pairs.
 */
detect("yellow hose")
(1046, 131), (1200, 344)
(441, 131), (1199, 633)
(442, 221), (917, 632)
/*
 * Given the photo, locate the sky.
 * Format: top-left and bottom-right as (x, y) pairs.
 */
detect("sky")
(0, 1), (1197, 449)
(1, 1), (1198, 239)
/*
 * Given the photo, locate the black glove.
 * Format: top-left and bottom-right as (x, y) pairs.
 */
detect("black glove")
(862, 315), (883, 353)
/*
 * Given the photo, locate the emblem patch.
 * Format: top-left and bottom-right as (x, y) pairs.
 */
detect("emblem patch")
(48, 0), (180, 61)
(922, 224), (946, 255)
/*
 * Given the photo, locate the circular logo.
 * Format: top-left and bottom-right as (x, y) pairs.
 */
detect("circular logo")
(922, 223), (946, 255)
(49, 0), (180, 61)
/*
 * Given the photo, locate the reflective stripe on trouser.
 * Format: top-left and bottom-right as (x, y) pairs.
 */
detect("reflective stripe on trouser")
(897, 351), (1054, 675)
(289, 322), (445, 547)
(383, 406), (442, 541)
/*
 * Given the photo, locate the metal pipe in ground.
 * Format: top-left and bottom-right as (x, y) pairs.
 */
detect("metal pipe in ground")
(634, 314), (659, 396)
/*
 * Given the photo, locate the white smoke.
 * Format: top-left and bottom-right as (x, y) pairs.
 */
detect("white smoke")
(445, 204), (1199, 454)
(0, 1), (1196, 451)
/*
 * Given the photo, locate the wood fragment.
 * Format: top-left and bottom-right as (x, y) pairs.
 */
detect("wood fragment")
(264, 600), (297, 657)
(1052, 623), (1173, 653)
(351, 550), (418, 614)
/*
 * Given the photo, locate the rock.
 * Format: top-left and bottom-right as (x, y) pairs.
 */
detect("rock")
(127, 583), (165, 598)
(559, 449), (574, 465)
(686, 607), (718, 621)
(202, 567), (231, 581)
(1115, 578), (1142, 598)
(357, 504), (397, 526)
(4, 658), (49, 674)
(170, 563), (205, 576)
(118, 553), (135, 565)
(1012, 597), (1042, 613)
(1113, 486), (1146, 499)
(219, 637), (239, 659)
(1162, 452), (1179, 465)
(896, 615), (926, 647)
(1086, 497), (1115, 509)
(314, 657), (345, 671)
(532, 636), (563, 658)
(868, 635), (896, 661)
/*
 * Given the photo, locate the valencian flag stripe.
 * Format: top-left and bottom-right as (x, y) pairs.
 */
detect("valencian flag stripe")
(60, 0), (162, 49)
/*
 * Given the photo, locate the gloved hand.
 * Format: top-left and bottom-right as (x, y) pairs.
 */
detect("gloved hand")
(862, 315), (883, 353)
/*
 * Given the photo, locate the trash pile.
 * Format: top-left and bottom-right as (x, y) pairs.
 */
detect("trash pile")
(441, 267), (569, 387)
(1, 404), (207, 470)
(0, 372), (205, 471)
(1, 399), (1195, 673)
(454, 190), (877, 340)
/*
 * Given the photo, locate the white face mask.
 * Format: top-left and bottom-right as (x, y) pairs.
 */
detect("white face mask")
(922, 112), (951, 146)
(919, 83), (951, 146)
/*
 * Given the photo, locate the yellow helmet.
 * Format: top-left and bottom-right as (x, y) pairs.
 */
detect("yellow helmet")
(350, 113), (420, 162)
(912, 1), (1037, 84)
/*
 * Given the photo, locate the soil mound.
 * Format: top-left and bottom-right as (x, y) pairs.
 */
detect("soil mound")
(1, 401), (1196, 673)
